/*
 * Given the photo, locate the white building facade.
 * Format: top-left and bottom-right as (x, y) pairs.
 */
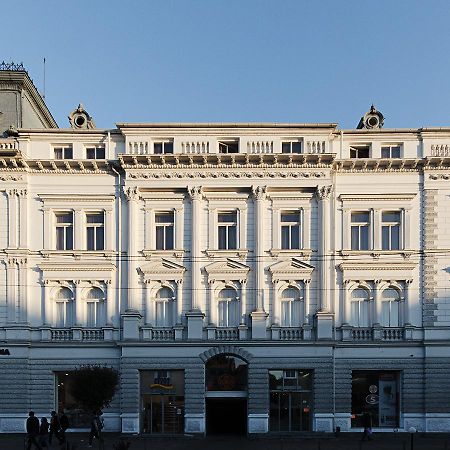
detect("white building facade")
(1, 69), (450, 434)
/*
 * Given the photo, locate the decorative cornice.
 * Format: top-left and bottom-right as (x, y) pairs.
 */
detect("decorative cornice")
(124, 186), (140, 201)
(129, 170), (326, 180)
(0, 174), (23, 181)
(0, 158), (112, 174)
(339, 262), (416, 271)
(119, 152), (335, 169)
(38, 194), (115, 203)
(429, 173), (450, 180)
(339, 193), (416, 202)
(38, 262), (116, 272)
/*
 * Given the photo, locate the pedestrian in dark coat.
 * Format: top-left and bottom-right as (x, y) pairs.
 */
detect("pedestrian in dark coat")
(49, 410), (61, 445)
(39, 417), (49, 448)
(26, 411), (42, 450)
(361, 411), (374, 441)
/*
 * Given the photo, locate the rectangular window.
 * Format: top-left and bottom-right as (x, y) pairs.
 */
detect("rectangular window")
(381, 145), (401, 158)
(86, 212), (105, 251)
(218, 212), (237, 249)
(218, 140), (239, 153)
(86, 302), (97, 327)
(351, 212), (370, 250)
(281, 212), (301, 249)
(282, 141), (302, 154)
(351, 371), (400, 428)
(381, 211), (401, 250)
(350, 145), (370, 159)
(155, 212), (174, 250)
(156, 301), (173, 327)
(154, 142), (174, 154)
(86, 146), (106, 159)
(55, 212), (74, 250)
(56, 302), (65, 327)
(54, 146), (73, 160)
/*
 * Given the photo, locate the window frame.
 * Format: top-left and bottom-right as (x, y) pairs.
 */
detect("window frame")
(381, 211), (402, 250)
(217, 211), (238, 250)
(153, 140), (174, 154)
(218, 140), (239, 154)
(217, 287), (239, 327)
(86, 211), (105, 251)
(349, 144), (370, 159)
(281, 141), (302, 154)
(54, 145), (73, 160)
(280, 211), (302, 250)
(55, 211), (74, 251)
(350, 211), (371, 250)
(85, 146), (106, 159)
(381, 144), (401, 159)
(380, 287), (401, 327)
(280, 286), (303, 327)
(155, 286), (175, 327)
(155, 211), (175, 250)
(350, 288), (371, 327)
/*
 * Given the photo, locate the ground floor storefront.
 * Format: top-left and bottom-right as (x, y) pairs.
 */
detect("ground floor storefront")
(0, 343), (449, 434)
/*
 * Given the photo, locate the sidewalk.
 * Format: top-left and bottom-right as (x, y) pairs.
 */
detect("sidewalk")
(2, 432), (450, 450)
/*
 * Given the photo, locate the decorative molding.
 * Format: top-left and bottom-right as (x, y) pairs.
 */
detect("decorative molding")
(198, 345), (253, 363)
(38, 262), (116, 272)
(429, 173), (450, 180)
(0, 175), (23, 181)
(269, 249), (313, 258)
(205, 249), (249, 260)
(139, 258), (186, 282)
(204, 258), (250, 284)
(38, 194), (115, 204)
(251, 185), (267, 201)
(339, 193), (416, 202)
(269, 257), (315, 283)
(128, 170), (327, 180)
(124, 186), (140, 201)
(316, 185), (333, 200)
(188, 185), (204, 200)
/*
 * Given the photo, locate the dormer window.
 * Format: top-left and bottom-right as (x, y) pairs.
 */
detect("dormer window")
(218, 140), (239, 153)
(86, 146), (105, 159)
(381, 145), (401, 158)
(282, 141), (302, 154)
(153, 141), (174, 154)
(350, 145), (370, 159)
(54, 145), (73, 160)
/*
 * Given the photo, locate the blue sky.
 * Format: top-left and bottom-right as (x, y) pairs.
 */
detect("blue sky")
(4, 0), (450, 129)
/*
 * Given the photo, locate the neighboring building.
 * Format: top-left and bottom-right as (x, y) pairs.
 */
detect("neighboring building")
(1, 65), (450, 435)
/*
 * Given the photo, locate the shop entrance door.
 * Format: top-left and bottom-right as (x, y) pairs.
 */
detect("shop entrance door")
(206, 398), (247, 435)
(142, 394), (184, 434)
(269, 392), (312, 432)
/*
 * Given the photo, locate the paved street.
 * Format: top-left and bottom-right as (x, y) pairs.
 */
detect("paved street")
(2, 433), (450, 450)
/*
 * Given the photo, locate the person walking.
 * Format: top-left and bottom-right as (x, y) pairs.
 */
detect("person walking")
(26, 411), (42, 450)
(361, 411), (374, 441)
(88, 411), (103, 447)
(59, 411), (69, 444)
(49, 411), (61, 445)
(39, 417), (49, 448)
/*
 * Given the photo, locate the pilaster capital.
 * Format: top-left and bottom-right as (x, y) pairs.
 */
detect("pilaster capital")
(315, 185), (333, 200)
(251, 185), (267, 201)
(188, 185), (204, 201)
(124, 186), (140, 201)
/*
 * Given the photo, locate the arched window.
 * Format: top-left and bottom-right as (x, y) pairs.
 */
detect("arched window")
(381, 288), (400, 327)
(54, 287), (73, 327)
(205, 354), (247, 391)
(350, 288), (370, 327)
(217, 288), (238, 327)
(155, 287), (174, 327)
(280, 287), (303, 327)
(85, 287), (104, 328)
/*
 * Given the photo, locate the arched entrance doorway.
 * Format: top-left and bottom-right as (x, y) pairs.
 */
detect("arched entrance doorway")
(205, 354), (248, 435)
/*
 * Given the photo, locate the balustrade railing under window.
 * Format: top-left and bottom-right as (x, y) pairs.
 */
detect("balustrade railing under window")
(51, 329), (73, 341)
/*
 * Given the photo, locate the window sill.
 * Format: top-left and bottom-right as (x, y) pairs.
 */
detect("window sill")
(205, 249), (249, 259)
(340, 250), (413, 259)
(41, 250), (115, 259)
(142, 249), (186, 259)
(270, 249), (312, 258)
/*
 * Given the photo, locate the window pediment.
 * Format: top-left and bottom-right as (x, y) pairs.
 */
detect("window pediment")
(269, 257), (314, 282)
(204, 258), (250, 283)
(140, 258), (186, 282)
